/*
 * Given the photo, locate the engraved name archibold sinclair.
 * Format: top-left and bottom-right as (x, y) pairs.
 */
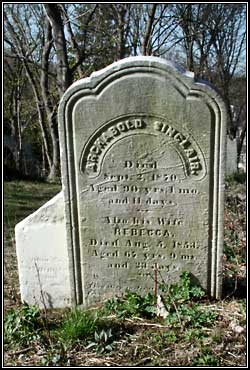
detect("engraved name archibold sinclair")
(81, 115), (205, 179)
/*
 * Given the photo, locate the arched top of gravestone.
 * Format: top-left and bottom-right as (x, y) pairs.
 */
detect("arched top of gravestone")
(58, 56), (226, 126)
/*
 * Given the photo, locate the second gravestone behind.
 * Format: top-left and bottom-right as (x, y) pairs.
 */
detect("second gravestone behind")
(59, 56), (226, 307)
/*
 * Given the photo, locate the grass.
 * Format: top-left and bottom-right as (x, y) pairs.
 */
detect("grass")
(3, 178), (247, 366)
(4, 303), (43, 349)
(55, 308), (99, 347)
(4, 180), (61, 243)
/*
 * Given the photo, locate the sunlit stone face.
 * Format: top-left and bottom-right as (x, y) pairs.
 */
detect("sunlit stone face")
(59, 57), (226, 306)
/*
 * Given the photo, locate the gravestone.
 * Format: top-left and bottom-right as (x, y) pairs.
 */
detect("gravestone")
(15, 57), (226, 308)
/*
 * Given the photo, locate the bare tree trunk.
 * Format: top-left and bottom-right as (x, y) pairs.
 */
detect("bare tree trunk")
(44, 4), (100, 180)
(23, 61), (52, 172)
(36, 99), (52, 171)
(43, 4), (72, 97)
(46, 112), (60, 181)
(41, 142), (46, 178)
(116, 5), (127, 59)
(61, 4), (98, 78)
(23, 59), (53, 172)
(6, 59), (24, 173)
(16, 79), (23, 173)
(131, 7), (141, 56)
(142, 4), (157, 55)
(182, 5), (194, 71)
(41, 19), (60, 181)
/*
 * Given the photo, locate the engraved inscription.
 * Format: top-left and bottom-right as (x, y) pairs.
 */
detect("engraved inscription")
(80, 115), (206, 179)
(153, 121), (201, 175)
(77, 111), (211, 304)
(84, 118), (144, 173)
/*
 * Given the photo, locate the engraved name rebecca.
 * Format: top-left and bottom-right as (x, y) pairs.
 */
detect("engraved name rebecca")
(80, 115), (205, 178)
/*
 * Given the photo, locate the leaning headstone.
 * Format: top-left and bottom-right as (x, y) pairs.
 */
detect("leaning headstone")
(15, 192), (72, 308)
(15, 57), (227, 308)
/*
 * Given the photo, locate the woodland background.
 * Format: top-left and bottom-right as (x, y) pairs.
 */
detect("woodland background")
(4, 3), (246, 181)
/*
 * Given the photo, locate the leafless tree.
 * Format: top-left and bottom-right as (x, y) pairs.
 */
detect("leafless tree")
(4, 3), (246, 176)
(169, 4), (246, 144)
(4, 5), (53, 176)
(4, 58), (24, 172)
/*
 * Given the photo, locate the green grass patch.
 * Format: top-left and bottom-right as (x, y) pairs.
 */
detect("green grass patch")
(4, 303), (43, 348)
(54, 308), (99, 347)
(192, 347), (220, 366)
(52, 307), (126, 354)
(4, 180), (61, 242)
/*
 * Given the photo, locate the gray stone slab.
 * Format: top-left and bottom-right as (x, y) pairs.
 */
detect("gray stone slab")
(15, 192), (72, 308)
(59, 56), (227, 307)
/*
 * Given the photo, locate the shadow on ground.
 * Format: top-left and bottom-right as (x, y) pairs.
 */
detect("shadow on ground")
(222, 276), (246, 299)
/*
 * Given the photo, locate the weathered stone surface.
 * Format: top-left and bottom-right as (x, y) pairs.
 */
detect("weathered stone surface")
(58, 56), (227, 307)
(15, 192), (72, 308)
